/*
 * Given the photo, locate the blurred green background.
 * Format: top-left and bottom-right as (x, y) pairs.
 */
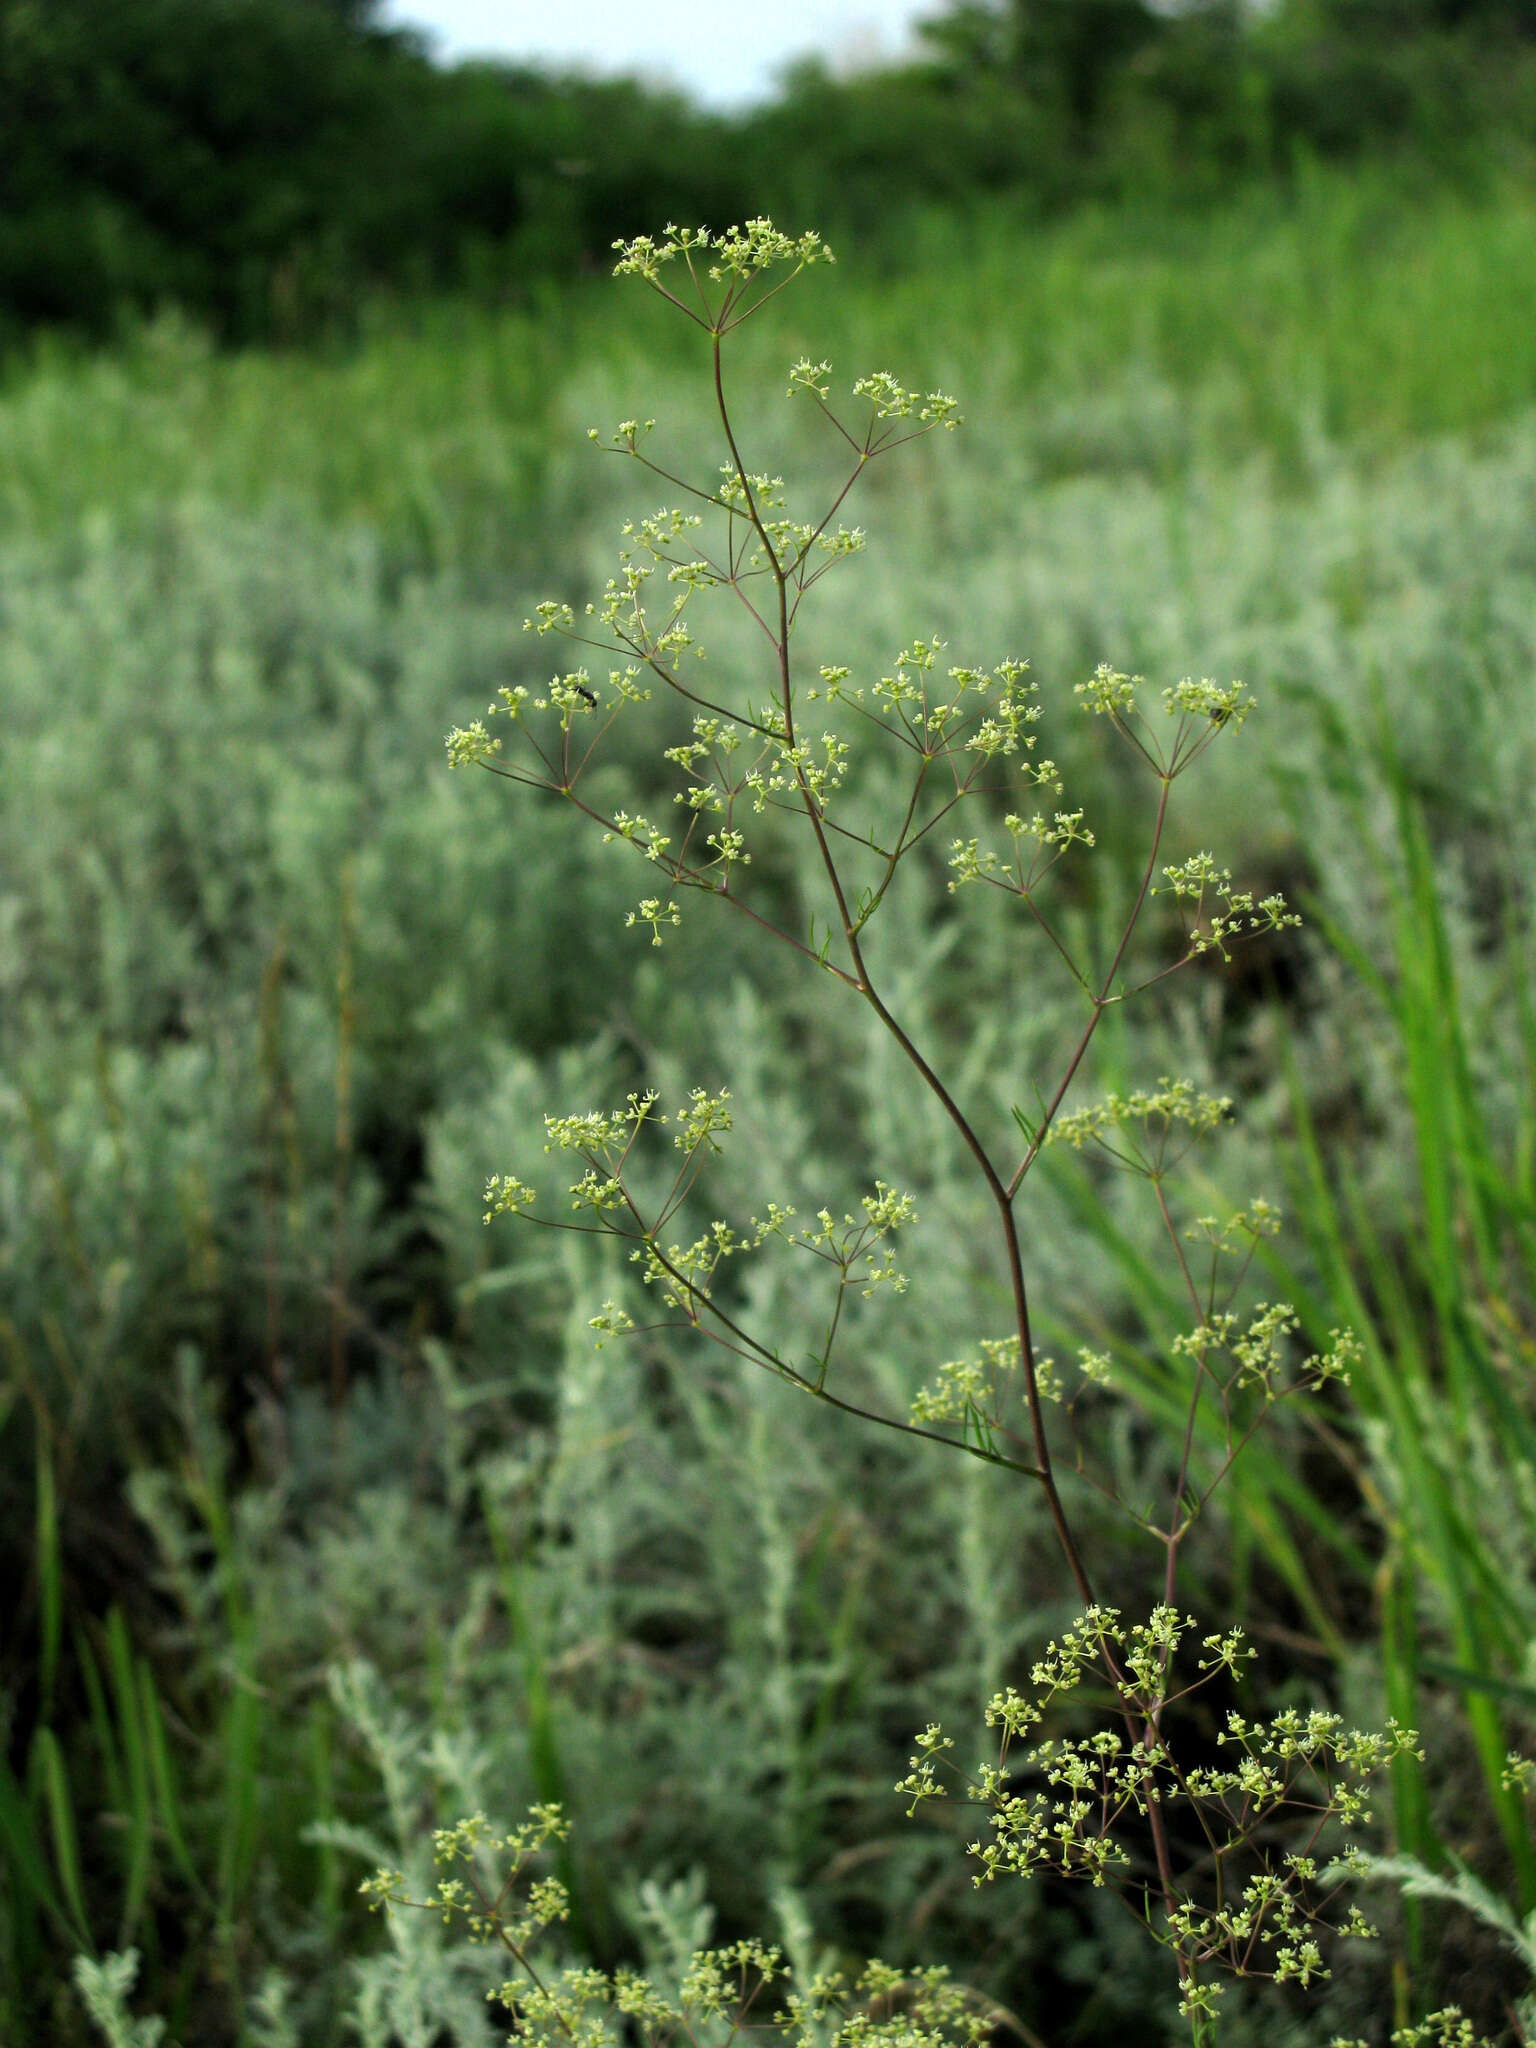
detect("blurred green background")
(4, 2), (1536, 2041)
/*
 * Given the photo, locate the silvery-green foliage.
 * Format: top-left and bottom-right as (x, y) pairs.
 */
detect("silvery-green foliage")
(246, 1972), (303, 2048)
(624, 1867), (717, 1982)
(71, 1951), (166, 2048)
(1329, 1852), (1536, 2040)
(0, 491), (651, 1449)
(365, 1803), (997, 2048)
(311, 1662), (507, 2048)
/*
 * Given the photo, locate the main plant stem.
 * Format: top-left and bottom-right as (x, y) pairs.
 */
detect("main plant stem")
(708, 325), (1185, 1946)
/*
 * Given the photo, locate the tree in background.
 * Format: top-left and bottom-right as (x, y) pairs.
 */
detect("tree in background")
(919, 0), (1165, 139)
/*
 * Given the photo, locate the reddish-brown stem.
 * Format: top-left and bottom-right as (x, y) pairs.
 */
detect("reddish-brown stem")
(704, 318), (1196, 1939)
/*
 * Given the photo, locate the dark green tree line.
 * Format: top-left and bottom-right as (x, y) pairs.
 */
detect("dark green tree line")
(0, 0), (1532, 344)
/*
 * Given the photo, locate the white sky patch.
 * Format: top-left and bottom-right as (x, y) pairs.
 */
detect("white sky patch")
(378, 0), (938, 106)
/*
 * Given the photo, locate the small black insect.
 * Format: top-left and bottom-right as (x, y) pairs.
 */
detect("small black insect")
(575, 683), (597, 705)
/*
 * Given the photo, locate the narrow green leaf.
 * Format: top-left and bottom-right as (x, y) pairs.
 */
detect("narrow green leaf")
(104, 1608), (152, 1943)
(136, 1664), (202, 1900)
(0, 1750), (76, 1942)
(34, 1729), (93, 1954)
(34, 1436), (61, 1716)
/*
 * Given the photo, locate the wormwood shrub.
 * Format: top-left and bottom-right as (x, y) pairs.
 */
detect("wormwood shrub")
(390, 220), (1493, 2045)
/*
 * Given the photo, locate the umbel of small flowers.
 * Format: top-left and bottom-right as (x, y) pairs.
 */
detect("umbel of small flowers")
(896, 1605), (1423, 2036)
(441, 219), (1400, 2038)
(362, 1803), (998, 2048)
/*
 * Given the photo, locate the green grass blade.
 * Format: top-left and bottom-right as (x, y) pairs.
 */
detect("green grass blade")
(1381, 1552), (1433, 1970)
(137, 1663), (203, 1901)
(32, 1729), (92, 1954)
(103, 1608), (153, 1944)
(0, 1749), (79, 1945)
(74, 1623), (126, 1821)
(34, 1436), (61, 1717)
(216, 1680), (261, 1935)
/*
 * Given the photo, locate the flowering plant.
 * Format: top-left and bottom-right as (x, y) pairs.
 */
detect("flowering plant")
(416, 221), (1494, 2045)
